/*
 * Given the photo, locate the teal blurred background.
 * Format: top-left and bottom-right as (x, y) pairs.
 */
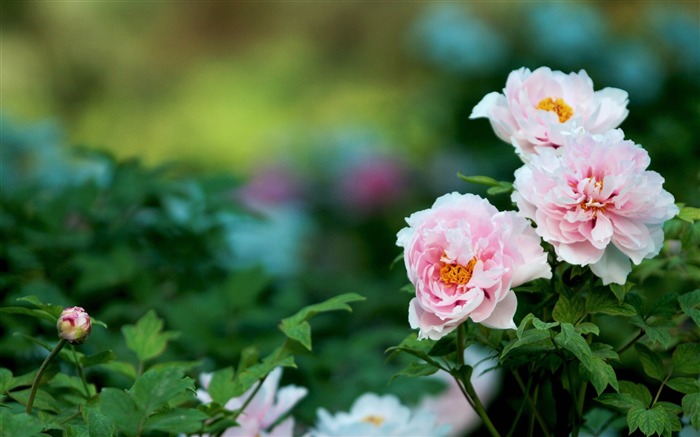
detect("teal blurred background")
(2, 2), (699, 435)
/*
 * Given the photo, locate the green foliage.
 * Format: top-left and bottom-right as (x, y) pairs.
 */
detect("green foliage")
(122, 310), (180, 365)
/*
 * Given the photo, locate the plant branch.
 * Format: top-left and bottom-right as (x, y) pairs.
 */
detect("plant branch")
(512, 369), (550, 436)
(27, 338), (67, 414)
(617, 330), (645, 356)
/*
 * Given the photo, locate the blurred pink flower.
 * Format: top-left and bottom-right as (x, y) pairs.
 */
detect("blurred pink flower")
(195, 367), (307, 437)
(57, 306), (91, 344)
(512, 129), (678, 285)
(470, 66), (629, 156)
(397, 193), (551, 340)
(337, 157), (408, 215)
(236, 165), (306, 212)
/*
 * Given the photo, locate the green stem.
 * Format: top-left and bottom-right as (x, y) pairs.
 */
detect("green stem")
(27, 338), (67, 414)
(617, 330), (645, 356)
(512, 369), (550, 436)
(71, 345), (91, 399)
(462, 374), (501, 437)
(652, 374), (671, 405)
(231, 373), (268, 423)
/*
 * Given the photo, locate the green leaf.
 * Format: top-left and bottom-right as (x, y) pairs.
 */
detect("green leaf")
(130, 367), (194, 416)
(390, 361), (439, 383)
(9, 388), (60, 413)
(84, 404), (117, 437)
(80, 350), (117, 368)
(609, 283), (634, 303)
(585, 287), (637, 316)
(666, 377), (700, 394)
(532, 318), (559, 331)
(486, 182), (513, 195)
(597, 393), (646, 411)
(0, 409), (45, 437)
(143, 408), (209, 434)
(583, 355), (619, 395)
(620, 381), (653, 407)
(682, 392), (700, 429)
(671, 343), (700, 375)
(207, 367), (237, 406)
(679, 289), (700, 327)
(554, 323), (592, 363)
(645, 323), (674, 349)
(279, 293), (364, 350)
(678, 205), (700, 223)
(99, 388), (141, 437)
(427, 335), (456, 357)
(627, 404), (668, 436)
(501, 329), (554, 361)
(635, 344), (668, 381)
(0, 368), (14, 393)
(122, 310), (180, 363)
(576, 322), (600, 336)
(456, 174), (500, 186)
(552, 294), (585, 324)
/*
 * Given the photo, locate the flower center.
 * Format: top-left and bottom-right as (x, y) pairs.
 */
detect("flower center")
(579, 178), (606, 215)
(362, 415), (385, 427)
(440, 258), (477, 285)
(536, 97), (574, 123)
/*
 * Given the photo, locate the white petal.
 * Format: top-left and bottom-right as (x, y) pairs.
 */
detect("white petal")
(589, 245), (631, 285)
(479, 290), (517, 330)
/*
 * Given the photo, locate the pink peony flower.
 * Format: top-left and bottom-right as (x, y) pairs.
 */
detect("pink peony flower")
(512, 129), (679, 285)
(470, 66), (629, 156)
(56, 306), (91, 344)
(397, 193), (551, 340)
(195, 367), (307, 437)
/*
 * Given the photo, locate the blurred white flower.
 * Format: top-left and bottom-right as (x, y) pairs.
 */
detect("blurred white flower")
(307, 393), (450, 437)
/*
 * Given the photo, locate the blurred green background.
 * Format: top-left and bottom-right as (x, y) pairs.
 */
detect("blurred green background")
(2, 2), (699, 435)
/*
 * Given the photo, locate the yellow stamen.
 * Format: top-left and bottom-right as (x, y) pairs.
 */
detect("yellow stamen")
(536, 97), (574, 123)
(362, 415), (385, 427)
(440, 258), (477, 285)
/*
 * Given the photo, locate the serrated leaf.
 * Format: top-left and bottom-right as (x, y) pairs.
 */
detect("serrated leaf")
(207, 367), (237, 406)
(597, 393), (646, 411)
(645, 324), (674, 349)
(532, 318), (559, 331)
(620, 381), (653, 407)
(672, 343), (700, 375)
(122, 310), (180, 363)
(647, 293), (680, 319)
(682, 392), (700, 429)
(635, 344), (668, 381)
(666, 377), (700, 394)
(554, 323), (592, 363)
(627, 404), (668, 436)
(130, 367), (193, 416)
(279, 293), (365, 351)
(143, 408), (209, 434)
(553, 294), (585, 324)
(99, 388), (141, 437)
(679, 290), (700, 327)
(584, 355), (619, 395)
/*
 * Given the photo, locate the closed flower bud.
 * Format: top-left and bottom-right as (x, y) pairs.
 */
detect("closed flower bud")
(57, 307), (92, 344)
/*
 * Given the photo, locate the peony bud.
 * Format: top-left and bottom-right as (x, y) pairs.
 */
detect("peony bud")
(57, 307), (92, 344)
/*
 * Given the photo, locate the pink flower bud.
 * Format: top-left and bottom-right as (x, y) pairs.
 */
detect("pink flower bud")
(57, 307), (92, 344)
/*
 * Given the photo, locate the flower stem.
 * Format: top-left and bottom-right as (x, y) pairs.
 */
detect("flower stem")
(512, 369), (550, 436)
(26, 338), (67, 414)
(617, 330), (645, 356)
(462, 373), (501, 437)
(71, 345), (91, 399)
